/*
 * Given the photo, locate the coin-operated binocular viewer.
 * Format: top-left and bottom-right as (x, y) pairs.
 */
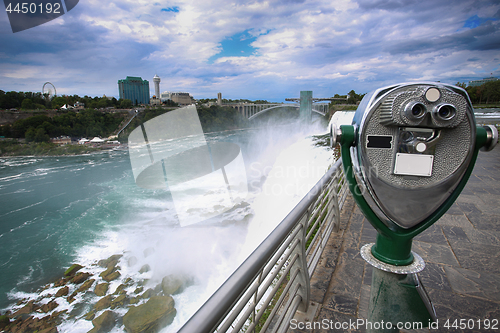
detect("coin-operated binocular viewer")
(330, 82), (497, 331)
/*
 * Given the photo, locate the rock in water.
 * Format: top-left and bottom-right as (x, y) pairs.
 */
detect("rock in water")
(55, 286), (69, 297)
(89, 310), (116, 333)
(102, 271), (121, 282)
(40, 300), (58, 313)
(98, 254), (123, 268)
(77, 279), (95, 293)
(110, 294), (128, 309)
(0, 315), (10, 330)
(64, 264), (83, 277)
(12, 300), (38, 318)
(94, 283), (109, 296)
(127, 256), (138, 267)
(161, 275), (184, 295)
(138, 264), (150, 273)
(38, 328), (57, 333)
(72, 272), (92, 284)
(123, 296), (176, 333)
(93, 295), (112, 312)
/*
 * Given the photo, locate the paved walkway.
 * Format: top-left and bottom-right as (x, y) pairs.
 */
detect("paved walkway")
(291, 148), (500, 333)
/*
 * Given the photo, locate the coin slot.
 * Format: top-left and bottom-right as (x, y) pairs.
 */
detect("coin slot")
(367, 135), (393, 149)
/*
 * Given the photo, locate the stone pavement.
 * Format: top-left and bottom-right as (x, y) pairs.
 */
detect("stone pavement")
(290, 148), (500, 333)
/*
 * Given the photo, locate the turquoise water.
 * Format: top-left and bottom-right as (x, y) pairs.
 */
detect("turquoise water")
(0, 150), (139, 309)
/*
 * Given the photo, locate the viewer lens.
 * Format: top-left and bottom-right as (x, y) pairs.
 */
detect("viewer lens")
(411, 104), (425, 117)
(435, 104), (456, 120)
(404, 102), (426, 121)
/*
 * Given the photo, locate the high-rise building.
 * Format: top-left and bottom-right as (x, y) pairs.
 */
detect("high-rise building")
(153, 74), (161, 99)
(118, 76), (150, 105)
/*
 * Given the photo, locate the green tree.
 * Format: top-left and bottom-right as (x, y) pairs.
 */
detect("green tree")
(21, 98), (34, 110)
(347, 90), (360, 104)
(25, 127), (36, 142)
(120, 99), (132, 109)
(0, 124), (11, 137)
(51, 96), (67, 109)
(41, 121), (58, 137)
(2, 91), (21, 109)
(34, 128), (50, 142)
(97, 98), (108, 109)
(163, 99), (178, 107)
(483, 80), (500, 104)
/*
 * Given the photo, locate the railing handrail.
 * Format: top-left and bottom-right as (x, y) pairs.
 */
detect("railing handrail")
(178, 157), (344, 333)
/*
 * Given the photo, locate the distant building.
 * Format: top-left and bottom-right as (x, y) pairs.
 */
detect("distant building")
(468, 77), (499, 87)
(118, 76), (150, 105)
(161, 91), (194, 106)
(150, 97), (161, 106)
(51, 136), (71, 145)
(74, 101), (85, 109)
(171, 92), (194, 106)
(160, 91), (172, 101)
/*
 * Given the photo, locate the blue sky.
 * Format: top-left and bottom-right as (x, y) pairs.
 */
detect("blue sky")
(0, 0), (499, 102)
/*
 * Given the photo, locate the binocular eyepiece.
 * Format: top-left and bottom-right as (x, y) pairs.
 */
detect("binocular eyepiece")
(403, 101), (457, 126)
(380, 86), (465, 128)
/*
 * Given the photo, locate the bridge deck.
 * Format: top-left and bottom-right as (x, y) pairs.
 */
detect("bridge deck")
(290, 148), (500, 333)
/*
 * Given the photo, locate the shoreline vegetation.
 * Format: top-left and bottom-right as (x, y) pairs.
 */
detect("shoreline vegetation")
(0, 140), (104, 157)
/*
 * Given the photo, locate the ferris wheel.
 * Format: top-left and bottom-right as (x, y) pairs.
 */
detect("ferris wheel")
(42, 82), (56, 100)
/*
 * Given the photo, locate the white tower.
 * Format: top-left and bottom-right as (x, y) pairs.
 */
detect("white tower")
(153, 74), (161, 99)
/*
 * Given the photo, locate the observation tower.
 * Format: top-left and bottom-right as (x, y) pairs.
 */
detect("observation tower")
(153, 74), (161, 99)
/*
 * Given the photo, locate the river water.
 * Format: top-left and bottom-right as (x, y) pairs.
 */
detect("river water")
(0, 123), (333, 332)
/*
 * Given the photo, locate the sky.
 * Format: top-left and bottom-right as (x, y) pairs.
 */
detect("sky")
(1, 0), (499, 102)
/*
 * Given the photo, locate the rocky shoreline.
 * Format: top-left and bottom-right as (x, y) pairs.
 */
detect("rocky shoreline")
(0, 254), (188, 333)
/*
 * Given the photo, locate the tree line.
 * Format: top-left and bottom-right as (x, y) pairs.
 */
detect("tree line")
(0, 109), (126, 142)
(0, 91), (137, 110)
(456, 80), (500, 104)
(330, 90), (366, 105)
(333, 82), (500, 106)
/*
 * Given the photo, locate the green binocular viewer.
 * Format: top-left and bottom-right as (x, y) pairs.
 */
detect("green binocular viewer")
(329, 82), (498, 331)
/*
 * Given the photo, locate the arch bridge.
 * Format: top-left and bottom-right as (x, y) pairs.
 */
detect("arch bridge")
(224, 91), (347, 122)
(227, 102), (330, 120)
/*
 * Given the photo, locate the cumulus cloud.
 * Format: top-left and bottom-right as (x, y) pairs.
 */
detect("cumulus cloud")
(0, 0), (499, 100)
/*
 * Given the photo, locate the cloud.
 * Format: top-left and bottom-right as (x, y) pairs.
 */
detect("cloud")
(0, 0), (499, 100)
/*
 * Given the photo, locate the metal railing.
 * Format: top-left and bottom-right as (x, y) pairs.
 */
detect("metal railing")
(178, 158), (348, 333)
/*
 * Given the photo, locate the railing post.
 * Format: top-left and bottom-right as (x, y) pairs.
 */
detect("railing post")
(289, 211), (311, 313)
(331, 171), (341, 233)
